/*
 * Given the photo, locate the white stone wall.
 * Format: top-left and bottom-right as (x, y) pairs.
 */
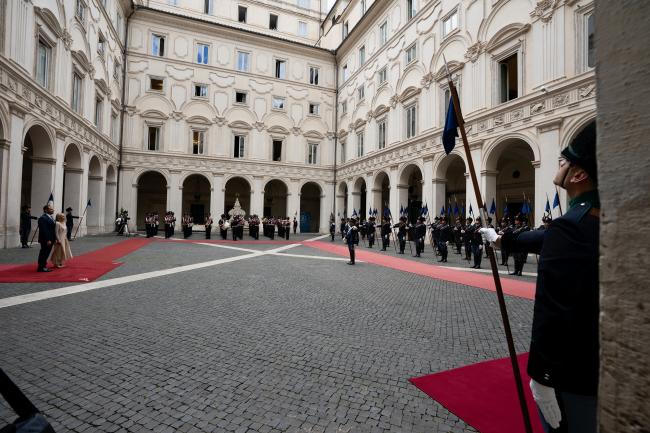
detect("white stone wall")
(330, 0), (596, 227)
(0, 0), (128, 247)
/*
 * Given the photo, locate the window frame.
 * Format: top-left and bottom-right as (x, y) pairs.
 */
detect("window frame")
(357, 84), (365, 101)
(307, 142), (319, 165)
(275, 58), (287, 79)
(238, 5), (247, 23)
(233, 134), (246, 159)
(191, 129), (206, 155)
(271, 138), (284, 162)
(377, 118), (387, 150)
(340, 141), (346, 163)
(272, 96), (286, 111)
(94, 93), (104, 130)
(359, 45), (366, 66)
(379, 21), (388, 46)
(195, 42), (209, 65)
(236, 50), (250, 72)
(490, 42), (523, 107)
(146, 124), (162, 151)
(35, 37), (53, 89)
(269, 13), (278, 30)
(308, 102), (320, 116)
(309, 66), (320, 85)
(405, 43), (417, 65)
(576, 5), (595, 73)
(71, 69), (83, 113)
(193, 83), (209, 99)
(148, 76), (165, 93)
(204, 0), (214, 15)
(356, 131), (364, 158)
(406, 0), (416, 21)
(405, 103), (417, 139)
(110, 111), (119, 143)
(151, 33), (166, 57)
(442, 8), (459, 38)
(235, 90), (248, 105)
(298, 21), (308, 38)
(377, 66), (388, 86)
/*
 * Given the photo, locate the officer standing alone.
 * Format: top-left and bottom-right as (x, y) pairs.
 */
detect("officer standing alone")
(481, 123), (599, 433)
(345, 217), (359, 265)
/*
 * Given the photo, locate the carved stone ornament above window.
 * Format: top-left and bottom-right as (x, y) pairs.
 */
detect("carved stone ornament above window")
(530, 0), (560, 22)
(464, 41), (486, 62)
(420, 72), (434, 88)
(253, 121), (266, 132)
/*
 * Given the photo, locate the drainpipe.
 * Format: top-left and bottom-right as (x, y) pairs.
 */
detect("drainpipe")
(115, 1), (136, 221)
(332, 55), (339, 220)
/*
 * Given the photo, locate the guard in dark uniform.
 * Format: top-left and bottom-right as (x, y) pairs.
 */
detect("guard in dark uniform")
(345, 217), (359, 265)
(538, 215), (552, 230)
(65, 207), (79, 241)
(204, 214), (213, 239)
(510, 214), (530, 275)
(329, 218), (336, 241)
(498, 216), (513, 265)
(469, 217), (483, 269)
(19, 205), (37, 248)
(393, 217), (407, 254)
(218, 214), (228, 240)
(414, 216), (426, 257)
(293, 217), (298, 234)
(436, 216), (452, 262)
(154, 212), (160, 236)
(481, 123), (599, 432)
(462, 217), (473, 261)
(453, 218), (463, 254)
(284, 218), (291, 240)
(340, 218), (346, 239)
(366, 216), (376, 248)
(380, 217), (391, 251)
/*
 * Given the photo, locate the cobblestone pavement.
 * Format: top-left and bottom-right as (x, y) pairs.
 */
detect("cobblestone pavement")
(0, 234), (534, 433)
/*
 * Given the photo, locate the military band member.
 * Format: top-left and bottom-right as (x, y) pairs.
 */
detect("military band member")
(204, 214), (213, 239)
(329, 218), (336, 241)
(182, 213), (193, 239)
(393, 217), (407, 254)
(379, 217), (391, 251)
(469, 217), (483, 269)
(345, 218), (359, 265)
(510, 214), (530, 276)
(154, 212), (160, 236)
(367, 216), (376, 248)
(437, 216), (453, 262)
(164, 211), (174, 239)
(498, 216), (513, 265)
(462, 217), (473, 261)
(293, 216), (298, 234)
(453, 218), (463, 254)
(414, 216), (426, 257)
(218, 214), (228, 240)
(284, 217), (291, 240)
(249, 215), (260, 239)
(340, 218), (346, 239)
(145, 213), (152, 238)
(485, 217), (495, 258)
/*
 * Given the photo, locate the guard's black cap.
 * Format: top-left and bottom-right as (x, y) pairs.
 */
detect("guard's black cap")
(561, 122), (597, 183)
(66, 207), (72, 211)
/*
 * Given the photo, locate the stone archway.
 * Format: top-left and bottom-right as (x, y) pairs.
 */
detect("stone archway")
(485, 139), (536, 220)
(300, 182), (321, 232)
(105, 165), (117, 230)
(436, 154), (467, 220)
(398, 164), (423, 223)
(353, 177), (367, 220)
(62, 144), (83, 216)
(263, 179), (288, 217)
(86, 156), (102, 233)
(21, 125), (54, 212)
(136, 171), (168, 229)
(183, 174), (211, 225)
(224, 177), (251, 217)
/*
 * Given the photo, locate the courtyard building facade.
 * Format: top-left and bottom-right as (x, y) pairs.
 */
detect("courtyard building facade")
(0, 0), (596, 247)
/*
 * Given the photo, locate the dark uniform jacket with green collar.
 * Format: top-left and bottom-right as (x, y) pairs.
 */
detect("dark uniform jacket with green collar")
(501, 191), (600, 395)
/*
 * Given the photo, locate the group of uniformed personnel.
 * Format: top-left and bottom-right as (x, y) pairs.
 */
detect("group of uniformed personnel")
(163, 211), (176, 239)
(144, 212), (160, 238)
(262, 217), (291, 240)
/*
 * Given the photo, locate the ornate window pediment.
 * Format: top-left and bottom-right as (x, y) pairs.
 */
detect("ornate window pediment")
(141, 109), (168, 120)
(485, 23), (531, 52)
(72, 50), (92, 73)
(303, 130), (324, 140)
(34, 7), (63, 38)
(399, 86), (421, 103)
(228, 120), (252, 130)
(353, 118), (366, 130)
(95, 78), (109, 95)
(267, 125), (290, 135)
(373, 104), (389, 117)
(434, 60), (464, 82)
(187, 115), (211, 125)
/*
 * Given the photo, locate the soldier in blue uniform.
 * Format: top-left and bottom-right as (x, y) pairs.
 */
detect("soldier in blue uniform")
(481, 122), (599, 433)
(366, 216), (376, 248)
(436, 216), (452, 262)
(414, 216), (426, 257)
(345, 217), (359, 265)
(393, 216), (407, 254)
(329, 217), (336, 241)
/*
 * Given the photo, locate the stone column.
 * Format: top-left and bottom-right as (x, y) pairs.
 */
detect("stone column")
(321, 181), (334, 233)
(3, 106), (25, 247)
(288, 179), (300, 229)
(432, 178), (446, 221)
(0, 138), (10, 247)
(211, 173), (224, 217)
(536, 119), (564, 226)
(168, 170), (182, 223)
(422, 156), (434, 209)
(251, 176), (264, 216)
(481, 169), (498, 219)
(388, 165), (399, 220)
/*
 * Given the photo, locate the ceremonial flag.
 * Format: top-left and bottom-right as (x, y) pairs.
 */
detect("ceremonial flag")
(553, 191), (560, 209)
(521, 201), (529, 215)
(400, 205), (404, 216)
(442, 99), (459, 154)
(489, 198), (496, 215)
(87, 199), (92, 207)
(440, 206), (445, 216)
(461, 205), (465, 216)
(368, 206), (372, 217)
(352, 209), (358, 217)
(47, 193), (54, 207)
(469, 204), (474, 216)
(384, 207), (391, 218)
(545, 198), (551, 214)
(453, 204), (459, 215)
(422, 203), (428, 216)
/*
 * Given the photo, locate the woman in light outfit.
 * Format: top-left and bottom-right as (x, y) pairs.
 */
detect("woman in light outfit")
(50, 213), (73, 268)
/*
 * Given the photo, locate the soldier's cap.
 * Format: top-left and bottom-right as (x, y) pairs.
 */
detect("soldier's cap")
(66, 207), (72, 211)
(466, 217), (473, 222)
(561, 122), (597, 183)
(418, 216), (426, 222)
(487, 217), (493, 223)
(542, 215), (552, 223)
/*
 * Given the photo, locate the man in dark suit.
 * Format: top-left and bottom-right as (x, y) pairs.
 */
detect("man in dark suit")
(65, 207), (78, 241)
(37, 205), (56, 272)
(19, 205), (37, 248)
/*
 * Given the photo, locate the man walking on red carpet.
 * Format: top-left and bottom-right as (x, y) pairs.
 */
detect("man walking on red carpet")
(36, 205), (56, 272)
(481, 123), (599, 433)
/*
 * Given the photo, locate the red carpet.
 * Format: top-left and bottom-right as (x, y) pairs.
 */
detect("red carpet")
(306, 241), (536, 300)
(410, 354), (544, 433)
(0, 238), (152, 283)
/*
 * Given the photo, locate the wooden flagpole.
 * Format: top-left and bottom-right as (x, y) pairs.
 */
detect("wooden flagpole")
(444, 56), (533, 433)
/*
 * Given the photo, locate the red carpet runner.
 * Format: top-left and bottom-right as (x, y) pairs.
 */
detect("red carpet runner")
(0, 238), (152, 283)
(410, 354), (544, 433)
(306, 241), (536, 300)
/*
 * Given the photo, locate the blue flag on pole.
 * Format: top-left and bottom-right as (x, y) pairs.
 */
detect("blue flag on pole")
(352, 209), (358, 217)
(489, 198), (496, 215)
(462, 206), (465, 216)
(442, 99), (459, 154)
(553, 192), (560, 209)
(400, 205), (404, 216)
(453, 204), (459, 215)
(521, 202), (529, 215)
(423, 203), (428, 216)
(503, 203), (509, 214)
(469, 204), (474, 216)
(440, 206), (445, 216)
(87, 199), (92, 207)
(545, 198), (551, 214)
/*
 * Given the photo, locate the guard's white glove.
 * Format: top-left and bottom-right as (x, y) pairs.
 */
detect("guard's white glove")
(530, 379), (561, 429)
(479, 228), (499, 246)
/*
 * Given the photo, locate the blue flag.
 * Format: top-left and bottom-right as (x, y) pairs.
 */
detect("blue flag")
(442, 98), (459, 154)
(489, 198), (496, 215)
(423, 203), (428, 216)
(440, 206), (445, 216)
(48, 193), (54, 203)
(400, 205), (404, 216)
(521, 202), (529, 215)
(453, 204), (459, 215)
(87, 199), (92, 207)
(384, 207), (391, 218)
(368, 206), (372, 217)
(469, 204), (474, 216)
(462, 206), (465, 216)
(545, 198), (551, 214)
(553, 192), (560, 209)
(503, 203), (509, 214)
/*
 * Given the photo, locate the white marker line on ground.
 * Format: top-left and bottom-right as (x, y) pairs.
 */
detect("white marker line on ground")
(303, 234), (330, 242)
(194, 242), (259, 253)
(442, 264), (537, 278)
(0, 243), (300, 310)
(271, 252), (358, 262)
